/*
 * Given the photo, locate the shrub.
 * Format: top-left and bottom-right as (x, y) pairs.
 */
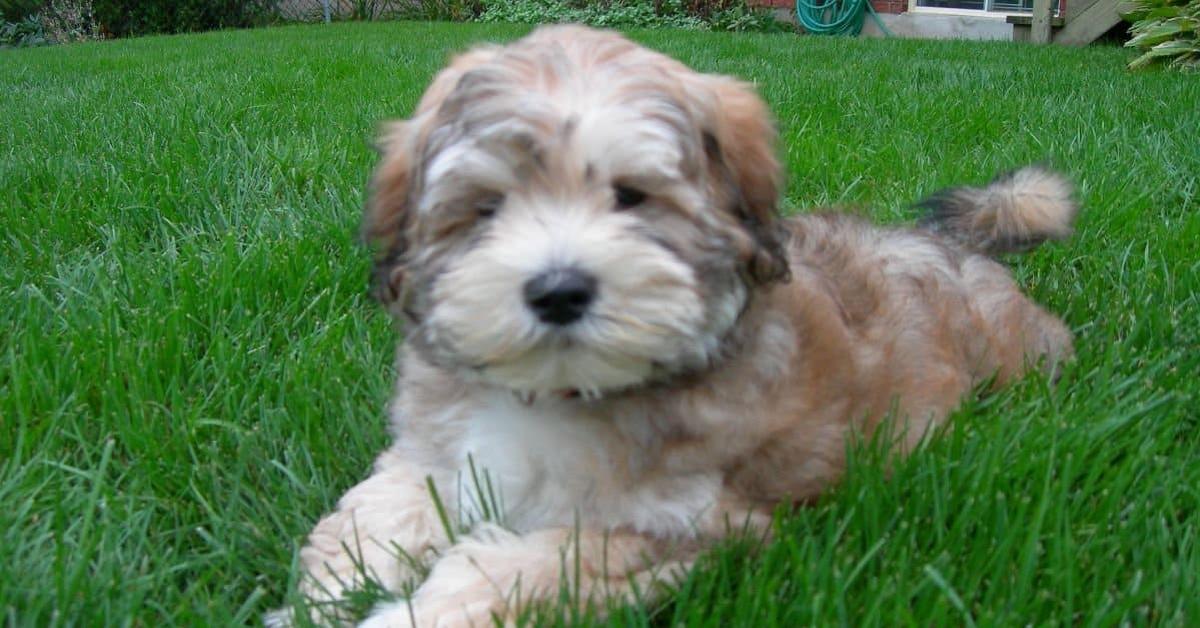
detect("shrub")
(1122, 0), (1200, 71)
(476, 0), (790, 32)
(0, 13), (47, 46)
(267, 0), (789, 32)
(92, 0), (270, 37)
(1, 0), (100, 47)
(708, 3), (794, 32)
(40, 0), (101, 43)
(0, 0), (41, 20)
(478, 0), (699, 29)
(390, 0), (483, 22)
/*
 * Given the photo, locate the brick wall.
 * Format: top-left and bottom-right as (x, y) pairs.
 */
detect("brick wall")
(870, 0), (908, 12)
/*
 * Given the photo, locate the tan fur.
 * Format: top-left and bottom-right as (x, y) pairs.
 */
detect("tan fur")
(917, 166), (1078, 255)
(274, 26), (1076, 627)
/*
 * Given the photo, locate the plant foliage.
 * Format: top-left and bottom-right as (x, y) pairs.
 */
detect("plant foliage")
(40, 0), (101, 43)
(91, 0), (270, 37)
(1, 0), (100, 47)
(10, 0), (788, 38)
(1122, 0), (1200, 71)
(0, 13), (46, 46)
(389, 0), (483, 22)
(0, 0), (41, 21)
(475, 0), (792, 32)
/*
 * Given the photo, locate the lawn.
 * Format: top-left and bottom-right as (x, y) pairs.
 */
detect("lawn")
(1, 20), (1198, 626)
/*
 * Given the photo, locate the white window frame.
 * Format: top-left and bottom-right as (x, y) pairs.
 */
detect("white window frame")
(906, 0), (1061, 17)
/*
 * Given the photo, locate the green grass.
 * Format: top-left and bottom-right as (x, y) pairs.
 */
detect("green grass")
(1, 21), (1198, 626)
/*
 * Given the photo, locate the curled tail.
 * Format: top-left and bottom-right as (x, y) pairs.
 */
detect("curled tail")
(916, 166), (1079, 256)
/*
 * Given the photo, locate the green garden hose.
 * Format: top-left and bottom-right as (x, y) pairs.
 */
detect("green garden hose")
(796, 0), (894, 37)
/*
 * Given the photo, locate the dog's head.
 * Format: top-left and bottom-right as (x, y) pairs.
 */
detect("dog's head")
(364, 26), (789, 398)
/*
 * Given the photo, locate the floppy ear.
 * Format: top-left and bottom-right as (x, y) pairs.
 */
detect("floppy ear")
(362, 46), (503, 309)
(700, 76), (791, 285)
(362, 120), (416, 307)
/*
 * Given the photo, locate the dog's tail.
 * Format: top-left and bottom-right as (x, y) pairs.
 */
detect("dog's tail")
(916, 166), (1079, 256)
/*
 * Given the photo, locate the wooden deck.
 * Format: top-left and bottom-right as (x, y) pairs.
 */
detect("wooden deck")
(1008, 0), (1133, 44)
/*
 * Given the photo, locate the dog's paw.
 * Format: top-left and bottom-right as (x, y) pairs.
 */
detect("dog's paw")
(359, 597), (502, 628)
(263, 607), (295, 628)
(358, 599), (416, 628)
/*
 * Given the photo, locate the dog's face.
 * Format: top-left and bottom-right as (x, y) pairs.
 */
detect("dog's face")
(365, 27), (789, 398)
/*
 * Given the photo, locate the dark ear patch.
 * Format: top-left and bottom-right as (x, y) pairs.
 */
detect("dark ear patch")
(369, 247), (406, 305)
(694, 75), (791, 286)
(702, 130), (722, 163)
(701, 128), (791, 286)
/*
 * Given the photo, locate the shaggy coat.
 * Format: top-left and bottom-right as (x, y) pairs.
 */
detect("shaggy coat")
(274, 25), (1077, 627)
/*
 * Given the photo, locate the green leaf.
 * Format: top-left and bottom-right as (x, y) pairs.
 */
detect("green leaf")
(1144, 6), (1184, 18)
(1127, 49), (1160, 68)
(1147, 38), (1200, 54)
(1126, 19), (1186, 47)
(1167, 52), (1200, 69)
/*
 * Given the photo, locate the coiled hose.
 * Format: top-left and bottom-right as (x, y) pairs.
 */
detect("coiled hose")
(796, 0), (894, 37)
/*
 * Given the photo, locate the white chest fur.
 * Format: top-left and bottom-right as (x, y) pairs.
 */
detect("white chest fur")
(439, 391), (722, 538)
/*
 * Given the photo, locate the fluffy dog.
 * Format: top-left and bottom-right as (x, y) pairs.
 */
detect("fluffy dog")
(275, 25), (1077, 627)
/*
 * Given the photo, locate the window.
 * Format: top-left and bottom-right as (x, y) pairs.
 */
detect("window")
(913, 0), (1060, 14)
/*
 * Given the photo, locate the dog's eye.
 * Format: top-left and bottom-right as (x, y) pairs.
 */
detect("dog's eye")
(613, 185), (647, 209)
(475, 194), (504, 218)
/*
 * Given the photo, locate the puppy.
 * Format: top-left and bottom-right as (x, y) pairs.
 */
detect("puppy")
(275, 25), (1076, 627)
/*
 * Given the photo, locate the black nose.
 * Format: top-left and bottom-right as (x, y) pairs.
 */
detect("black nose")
(523, 268), (597, 325)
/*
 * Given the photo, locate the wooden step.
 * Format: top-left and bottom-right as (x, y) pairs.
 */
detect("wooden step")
(1055, 0), (1134, 45)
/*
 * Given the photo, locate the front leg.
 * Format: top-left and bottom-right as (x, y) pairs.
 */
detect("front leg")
(359, 524), (693, 628)
(281, 448), (451, 624)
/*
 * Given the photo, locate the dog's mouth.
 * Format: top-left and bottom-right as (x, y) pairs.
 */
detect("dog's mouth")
(466, 332), (659, 404)
(510, 388), (591, 405)
(502, 338), (590, 404)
